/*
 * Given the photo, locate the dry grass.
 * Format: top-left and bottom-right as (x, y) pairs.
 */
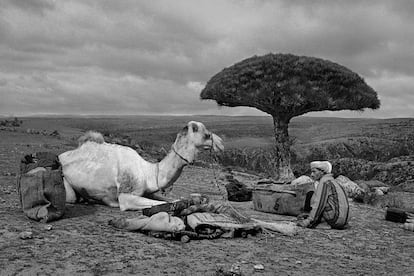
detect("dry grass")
(1, 116), (414, 275)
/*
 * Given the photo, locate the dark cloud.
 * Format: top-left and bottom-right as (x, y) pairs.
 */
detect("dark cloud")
(0, 0), (413, 118)
(1, 0), (56, 15)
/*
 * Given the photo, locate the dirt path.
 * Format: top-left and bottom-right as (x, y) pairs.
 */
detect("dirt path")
(0, 131), (413, 275)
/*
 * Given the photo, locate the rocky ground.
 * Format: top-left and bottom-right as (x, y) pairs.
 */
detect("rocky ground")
(1, 129), (413, 275)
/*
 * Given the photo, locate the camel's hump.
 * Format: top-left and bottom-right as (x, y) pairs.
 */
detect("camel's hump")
(78, 131), (105, 146)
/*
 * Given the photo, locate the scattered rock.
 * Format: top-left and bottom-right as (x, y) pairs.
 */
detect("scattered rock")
(229, 262), (242, 275)
(19, 231), (33, 240)
(291, 175), (314, 187)
(374, 189), (384, 196)
(44, 225), (53, 231)
(336, 175), (365, 202)
(254, 264), (264, 271)
(180, 235), (190, 243)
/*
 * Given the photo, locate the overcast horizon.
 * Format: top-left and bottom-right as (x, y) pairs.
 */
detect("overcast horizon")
(1, 0), (413, 119)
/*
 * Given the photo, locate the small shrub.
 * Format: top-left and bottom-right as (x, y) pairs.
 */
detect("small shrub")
(0, 117), (22, 127)
(216, 147), (281, 177)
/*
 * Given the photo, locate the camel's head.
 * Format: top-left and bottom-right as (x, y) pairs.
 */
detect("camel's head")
(174, 121), (224, 157)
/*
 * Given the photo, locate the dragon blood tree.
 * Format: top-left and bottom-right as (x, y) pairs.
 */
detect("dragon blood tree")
(200, 53), (380, 181)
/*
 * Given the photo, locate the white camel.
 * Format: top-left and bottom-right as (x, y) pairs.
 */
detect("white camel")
(59, 121), (224, 211)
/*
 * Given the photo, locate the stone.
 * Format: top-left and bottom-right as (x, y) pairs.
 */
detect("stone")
(336, 175), (365, 201)
(254, 264), (264, 270)
(19, 231), (33, 240)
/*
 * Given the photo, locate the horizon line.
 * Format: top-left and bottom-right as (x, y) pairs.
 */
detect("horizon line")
(0, 113), (412, 120)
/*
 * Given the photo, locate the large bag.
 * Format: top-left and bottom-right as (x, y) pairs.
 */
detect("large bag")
(17, 152), (66, 222)
(252, 182), (315, 216)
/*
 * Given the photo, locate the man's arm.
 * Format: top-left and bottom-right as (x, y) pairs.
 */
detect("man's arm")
(298, 179), (329, 228)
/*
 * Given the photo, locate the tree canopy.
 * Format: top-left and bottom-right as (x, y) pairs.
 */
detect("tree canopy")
(201, 53), (380, 120)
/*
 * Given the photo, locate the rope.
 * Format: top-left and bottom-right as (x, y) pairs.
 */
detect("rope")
(155, 162), (168, 196)
(208, 136), (251, 224)
(207, 135), (293, 238)
(172, 146), (191, 164)
(159, 134), (249, 224)
(157, 145), (191, 197)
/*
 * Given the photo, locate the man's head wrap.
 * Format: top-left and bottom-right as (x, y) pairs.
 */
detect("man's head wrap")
(310, 161), (332, 174)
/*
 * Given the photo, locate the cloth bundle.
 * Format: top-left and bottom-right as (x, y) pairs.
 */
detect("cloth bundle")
(17, 152), (66, 222)
(109, 212), (186, 232)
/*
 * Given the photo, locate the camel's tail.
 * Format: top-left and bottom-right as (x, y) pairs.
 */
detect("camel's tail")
(78, 131), (105, 146)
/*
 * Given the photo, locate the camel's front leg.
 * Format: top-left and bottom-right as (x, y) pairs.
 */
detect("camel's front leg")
(145, 192), (176, 202)
(118, 193), (166, 211)
(64, 178), (77, 204)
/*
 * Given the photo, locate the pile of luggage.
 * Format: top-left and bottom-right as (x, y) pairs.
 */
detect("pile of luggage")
(109, 195), (262, 243)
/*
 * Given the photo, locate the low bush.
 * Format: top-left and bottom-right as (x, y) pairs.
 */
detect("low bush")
(0, 117), (22, 127)
(215, 144), (414, 186)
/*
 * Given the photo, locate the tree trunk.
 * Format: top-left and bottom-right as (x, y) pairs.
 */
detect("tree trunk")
(272, 116), (295, 181)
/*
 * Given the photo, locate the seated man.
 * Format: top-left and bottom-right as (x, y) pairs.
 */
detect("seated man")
(297, 161), (349, 229)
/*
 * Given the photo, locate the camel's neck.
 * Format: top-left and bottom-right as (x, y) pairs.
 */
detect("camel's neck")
(150, 144), (197, 193)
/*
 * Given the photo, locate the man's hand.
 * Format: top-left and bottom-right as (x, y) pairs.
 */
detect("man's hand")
(297, 213), (309, 220)
(297, 218), (311, 228)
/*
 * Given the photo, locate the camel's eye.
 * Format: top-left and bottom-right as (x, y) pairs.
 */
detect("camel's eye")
(191, 123), (198, 132)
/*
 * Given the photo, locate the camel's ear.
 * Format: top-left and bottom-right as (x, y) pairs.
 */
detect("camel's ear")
(180, 125), (189, 135)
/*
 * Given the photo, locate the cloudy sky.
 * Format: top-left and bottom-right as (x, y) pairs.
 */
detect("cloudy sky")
(1, 0), (413, 118)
